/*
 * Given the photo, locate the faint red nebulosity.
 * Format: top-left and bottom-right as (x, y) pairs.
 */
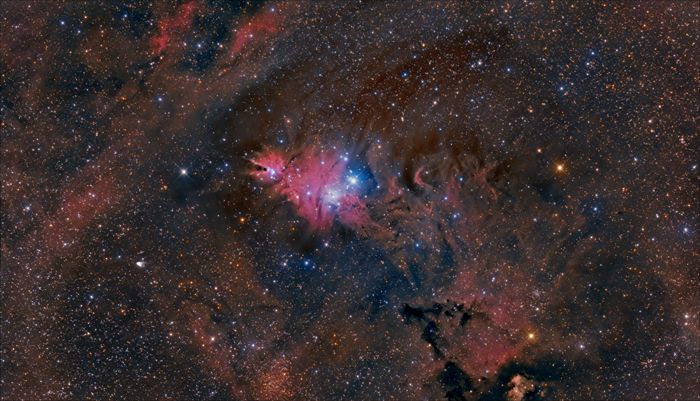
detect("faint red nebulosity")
(229, 9), (281, 58)
(187, 303), (245, 396)
(150, 1), (198, 54)
(43, 172), (117, 253)
(437, 268), (533, 378)
(463, 323), (523, 375)
(255, 358), (293, 400)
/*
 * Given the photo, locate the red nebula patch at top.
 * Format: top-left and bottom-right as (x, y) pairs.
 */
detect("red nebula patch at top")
(150, 1), (198, 54)
(249, 148), (371, 231)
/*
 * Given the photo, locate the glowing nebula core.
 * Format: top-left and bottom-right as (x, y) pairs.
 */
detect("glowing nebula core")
(250, 148), (371, 231)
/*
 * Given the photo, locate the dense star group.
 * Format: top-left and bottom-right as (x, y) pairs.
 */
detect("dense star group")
(1, 1), (698, 400)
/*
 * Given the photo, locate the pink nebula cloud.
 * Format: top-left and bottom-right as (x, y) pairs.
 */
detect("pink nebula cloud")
(249, 148), (371, 231)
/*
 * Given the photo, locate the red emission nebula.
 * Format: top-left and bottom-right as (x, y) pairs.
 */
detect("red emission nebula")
(250, 148), (371, 231)
(1, 1), (698, 401)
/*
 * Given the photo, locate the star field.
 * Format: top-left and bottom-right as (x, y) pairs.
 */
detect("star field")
(1, 1), (698, 400)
